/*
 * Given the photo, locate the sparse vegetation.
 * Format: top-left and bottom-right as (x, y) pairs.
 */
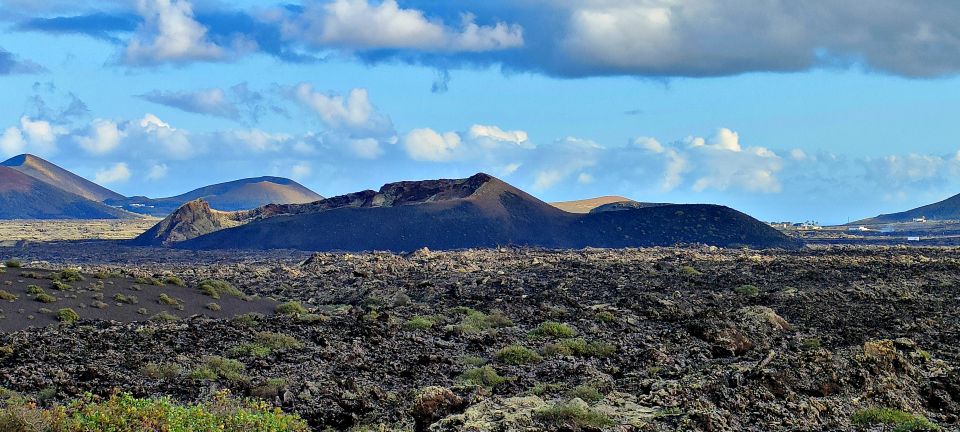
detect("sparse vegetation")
(149, 311), (178, 322)
(199, 279), (243, 299)
(164, 275), (186, 287)
(113, 293), (138, 304)
(275, 301), (307, 316)
(34, 293), (57, 303)
(230, 332), (303, 358)
(190, 356), (248, 383)
(457, 366), (511, 388)
(529, 321), (577, 339)
(56, 308), (80, 324)
(566, 385), (604, 403)
(851, 408), (939, 431)
(135, 276), (164, 286)
(544, 338), (616, 358)
(25, 285), (43, 295)
(4, 260), (21, 268)
(0, 290), (16, 301)
(50, 280), (70, 290)
(207, 302), (222, 311)
(535, 400), (615, 429)
(405, 315), (438, 330)
(734, 284), (760, 297)
(158, 293), (182, 306)
(0, 391), (308, 431)
(447, 307), (513, 335)
(596, 310), (615, 322)
(233, 312), (264, 326)
(142, 362), (183, 379)
(496, 345), (542, 365)
(56, 268), (84, 282)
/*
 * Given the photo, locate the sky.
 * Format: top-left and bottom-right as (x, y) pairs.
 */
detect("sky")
(2, 1), (960, 224)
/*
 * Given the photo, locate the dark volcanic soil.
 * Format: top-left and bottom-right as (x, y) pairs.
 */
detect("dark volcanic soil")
(0, 244), (958, 431)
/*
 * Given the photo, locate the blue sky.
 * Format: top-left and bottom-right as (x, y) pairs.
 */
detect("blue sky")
(2, 0), (960, 224)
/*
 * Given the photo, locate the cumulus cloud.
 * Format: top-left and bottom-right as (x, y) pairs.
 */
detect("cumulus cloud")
(404, 128), (462, 162)
(285, 0), (523, 52)
(131, 113), (195, 158)
(291, 84), (396, 157)
(291, 162), (311, 179)
(0, 47), (44, 74)
(147, 163), (168, 180)
(0, 116), (66, 157)
(124, 0), (228, 66)
(637, 128), (783, 193)
(76, 119), (122, 154)
(94, 162), (132, 184)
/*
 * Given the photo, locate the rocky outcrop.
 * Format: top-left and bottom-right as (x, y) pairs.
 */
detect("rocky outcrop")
(131, 199), (249, 246)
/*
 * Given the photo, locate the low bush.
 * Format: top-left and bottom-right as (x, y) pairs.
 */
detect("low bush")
(57, 268), (84, 282)
(535, 400), (615, 429)
(275, 302), (307, 316)
(544, 338), (616, 358)
(164, 276), (186, 287)
(149, 311), (178, 322)
(113, 293), (138, 304)
(733, 284), (760, 297)
(3, 260), (21, 268)
(158, 293), (182, 306)
(851, 408), (939, 432)
(495, 345), (542, 365)
(135, 276), (164, 286)
(25, 285), (44, 295)
(529, 321), (577, 339)
(207, 303), (222, 311)
(199, 280), (243, 299)
(0, 290), (16, 301)
(34, 293), (57, 303)
(56, 308), (80, 324)
(457, 366), (511, 388)
(447, 307), (513, 335)
(142, 362), (182, 379)
(51, 280), (71, 291)
(0, 391), (308, 431)
(405, 315), (438, 330)
(566, 385), (604, 403)
(190, 356), (248, 383)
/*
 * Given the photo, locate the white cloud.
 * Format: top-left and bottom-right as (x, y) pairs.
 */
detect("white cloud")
(533, 170), (564, 190)
(577, 172), (594, 184)
(639, 128), (782, 193)
(287, 0), (523, 52)
(227, 129), (291, 153)
(291, 162), (311, 179)
(124, 0), (226, 66)
(147, 163), (169, 180)
(469, 124), (529, 146)
(77, 119), (122, 154)
(0, 127), (25, 157)
(403, 128), (461, 162)
(131, 114), (194, 158)
(347, 138), (384, 159)
(94, 162), (132, 184)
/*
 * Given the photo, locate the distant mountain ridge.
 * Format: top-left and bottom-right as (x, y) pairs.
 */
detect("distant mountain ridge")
(138, 173), (801, 251)
(855, 193), (960, 224)
(1, 154), (124, 202)
(0, 167), (132, 219)
(550, 196), (635, 213)
(107, 176), (323, 216)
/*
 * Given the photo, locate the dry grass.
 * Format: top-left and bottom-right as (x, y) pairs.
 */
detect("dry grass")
(0, 219), (159, 242)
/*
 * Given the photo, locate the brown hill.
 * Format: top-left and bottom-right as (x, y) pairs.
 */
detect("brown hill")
(1, 154), (124, 202)
(108, 177), (323, 216)
(853, 193), (960, 225)
(550, 196), (635, 213)
(163, 173), (800, 251)
(131, 199), (250, 246)
(0, 167), (133, 219)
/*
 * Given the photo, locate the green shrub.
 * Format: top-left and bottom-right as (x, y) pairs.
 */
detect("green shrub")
(596, 311), (615, 322)
(190, 356), (247, 383)
(207, 303), (222, 311)
(137, 308), (149, 315)
(56, 308), (80, 324)
(256, 332), (303, 350)
(4, 260), (21, 268)
(733, 284), (760, 297)
(158, 293), (182, 306)
(680, 265), (701, 276)
(34, 293), (57, 303)
(135, 276), (164, 286)
(566, 385), (604, 403)
(405, 316), (437, 330)
(199, 280), (243, 299)
(447, 307), (513, 334)
(233, 312), (264, 326)
(495, 345), (542, 365)
(802, 338), (822, 350)
(529, 321), (577, 339)
(0, 290), (16, 301)
(250, 378), (288, 399)
(113, 293), (138, 304)
(852, 408), (939, 432)
(50, 280), (71, 291)
(57, 268), (84, 282)
(275, 301), (307, 316)
(91, 301), (109, 309)
(25, 285), (44, 295)
(0, 391), (308, 431)
(457, 366), (511, 388)
(149, 311), (178, 322)
(535, 401), (615, 429)
(544, 338), (616, 358)
(164, 276), (186, 287)
(142, 362), (182, 379)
